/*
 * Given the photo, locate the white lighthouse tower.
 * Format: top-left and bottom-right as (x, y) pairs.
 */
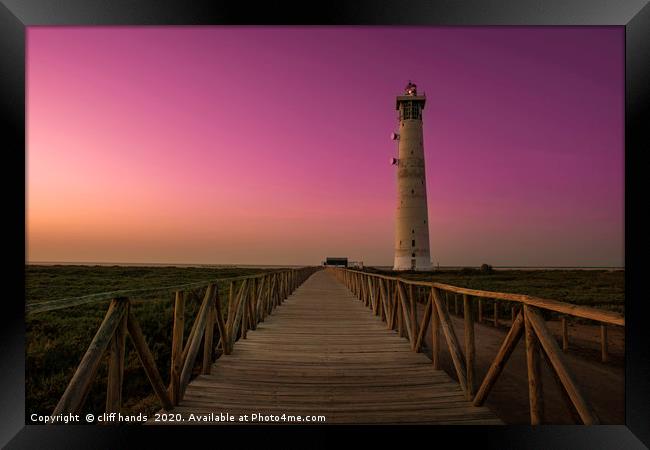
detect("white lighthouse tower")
(392, 81), (433, 271)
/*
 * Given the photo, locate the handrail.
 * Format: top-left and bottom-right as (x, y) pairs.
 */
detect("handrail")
(342, 269), (624, 326)
(50, 266), (321, 419)
(329, 266), (622, 425)
(27, 269), (295, 314)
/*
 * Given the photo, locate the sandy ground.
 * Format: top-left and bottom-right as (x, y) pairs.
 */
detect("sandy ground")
(412, 302), (624, 424)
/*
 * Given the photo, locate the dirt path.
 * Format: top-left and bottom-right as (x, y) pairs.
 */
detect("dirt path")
(414, 303), (624, 424)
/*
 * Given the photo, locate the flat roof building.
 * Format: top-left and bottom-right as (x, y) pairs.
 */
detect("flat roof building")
(324, 257), (348, 267)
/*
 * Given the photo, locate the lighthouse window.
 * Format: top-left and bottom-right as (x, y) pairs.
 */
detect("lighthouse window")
(412, 240), (415, 247)
(412, 253), (416, 258)
(412, 105), (418, 120)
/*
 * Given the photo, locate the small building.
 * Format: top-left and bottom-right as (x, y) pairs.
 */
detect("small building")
(324, 257), (348, 267)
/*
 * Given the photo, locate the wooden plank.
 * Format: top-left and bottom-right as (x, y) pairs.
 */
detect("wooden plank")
(165, 270), (500, 425)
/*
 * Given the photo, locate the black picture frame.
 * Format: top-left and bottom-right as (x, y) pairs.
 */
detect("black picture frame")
(2, 1), (648, 448)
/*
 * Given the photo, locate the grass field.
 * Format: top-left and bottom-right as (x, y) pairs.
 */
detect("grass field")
(25, 265), (273, 421)
(25, 264), (624, 422)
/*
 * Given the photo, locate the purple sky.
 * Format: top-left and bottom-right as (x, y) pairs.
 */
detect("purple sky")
(27, 26), (624, 266)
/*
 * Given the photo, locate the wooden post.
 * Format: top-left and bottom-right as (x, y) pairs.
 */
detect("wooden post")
(227, 281), (235, 325)
(267, 276), (275, 316)
(256, 277), (265, 322)
(562, 316), (569, 352)
(409, 284), (418, 349)
(511, 305), (516, 324)
(202, 297), (215, 374)
(389, 283), (399, 330)
(493, 300), (499, 328)
(378, 278), (389, 322)
(397, 283), (414, 344)
(524, 306), (544, 425)
(541, 349), (582, 424)
(214, 287), (229, 355)
(179, 285), (213, 397)
(474, 310), (525, 406)
(414, 293), (432, 352)
(463, 294), (475, 400)
(526, 306), (599, 425)
(169, 291), (185, 405)
(431, 291), (440, 370)
(106, 300), (128, 413)
(478, 298), (483, 324)
(230, 281), (250, 344)
(432, 288), (467, 393)
(53, 298), (128, 415)
(226, 280), (246, 342)
(126, 309), (173, 410)
(397, 294), (404, 337)
(601, 324), (608, 363)
(181, 287), (211, 365)
(241, 285), (249, 339)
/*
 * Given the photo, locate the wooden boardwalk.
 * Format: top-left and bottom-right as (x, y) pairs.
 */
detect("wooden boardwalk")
(169, 270), (502, 424)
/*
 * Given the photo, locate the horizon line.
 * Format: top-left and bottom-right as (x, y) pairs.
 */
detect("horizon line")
(25, 260), (625, 269)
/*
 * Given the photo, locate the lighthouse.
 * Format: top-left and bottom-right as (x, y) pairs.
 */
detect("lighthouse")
(392, 81), (433, 271)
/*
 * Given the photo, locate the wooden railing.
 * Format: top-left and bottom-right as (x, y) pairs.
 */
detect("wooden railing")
(329, 267), (624, 425)
(50, 267), (319, 417)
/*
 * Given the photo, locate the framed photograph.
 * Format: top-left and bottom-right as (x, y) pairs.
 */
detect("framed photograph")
(2, 0), (649, 448)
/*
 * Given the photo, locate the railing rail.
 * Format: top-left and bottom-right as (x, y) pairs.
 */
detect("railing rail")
(50, 267), (320, 418)
(27, 269), (301, 315)
(329, 267), (624, 425)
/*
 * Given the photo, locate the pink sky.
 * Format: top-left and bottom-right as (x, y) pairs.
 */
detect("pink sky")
(26, 27), (624, 267)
